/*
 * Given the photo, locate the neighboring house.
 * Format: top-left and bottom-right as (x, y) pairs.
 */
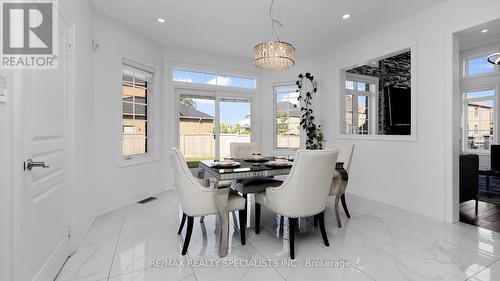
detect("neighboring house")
(467, 101), (493, 149)
(237, 113), (251, 133)
(179, 104), (214, 134)
(276, 101), (301, 136)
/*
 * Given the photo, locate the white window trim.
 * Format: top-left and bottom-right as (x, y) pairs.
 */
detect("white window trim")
(345, 73), (379, 135)
(119, 56), (161, 167)
(170, 63), (258, 159)
(175, 90), (255, 159)
(462, 46), (499, 80)
(338, 42), (417, 142)
(461, 85), (497, 155)
(273, 82), (303, 151)
(170, 62), (258, 94)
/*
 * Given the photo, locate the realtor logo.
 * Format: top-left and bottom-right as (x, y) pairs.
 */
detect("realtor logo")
(1, 0), (58, 69)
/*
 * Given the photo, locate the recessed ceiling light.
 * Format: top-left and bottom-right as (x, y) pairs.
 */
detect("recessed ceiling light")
(342, 14), (351, 20)
(157, 18), (165, 23)
(482, 29), (488, 33)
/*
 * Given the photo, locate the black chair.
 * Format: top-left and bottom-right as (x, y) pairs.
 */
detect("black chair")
(482, 145), (500, 191)
(460, 154), (479, 215)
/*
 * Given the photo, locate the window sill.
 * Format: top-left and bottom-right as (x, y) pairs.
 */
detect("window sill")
(462, 150), (490, 156)
(119, 155), (159, 168)
(272, 148), (299, 156)
(336, 134), (417, 142)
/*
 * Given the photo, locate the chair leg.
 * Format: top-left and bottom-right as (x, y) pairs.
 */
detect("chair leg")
(239, 209), (246, 245)
(335, 195), (342, 228)
(181, 216), (194, 256)
(289, 217), (296, 259)
(475, 198), (479, 216)
(255, 203), (261, 234)
(280, 215), (284, 226)
(200, 216), (205, 223)
(341, 193), (351, 218)
(313, 214), (319, 227)
(318, 212), (329, 247)
(177, 213), (186, 235)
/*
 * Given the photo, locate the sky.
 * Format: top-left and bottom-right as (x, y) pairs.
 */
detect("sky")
(192, 98), (251, 125)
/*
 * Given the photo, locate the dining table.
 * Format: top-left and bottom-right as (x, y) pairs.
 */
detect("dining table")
(199, 157), (349, 258)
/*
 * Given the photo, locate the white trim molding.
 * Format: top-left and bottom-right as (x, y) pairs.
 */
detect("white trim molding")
(337, 41), (417, 142)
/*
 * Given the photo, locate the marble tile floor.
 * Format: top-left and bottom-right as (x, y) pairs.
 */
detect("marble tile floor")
(55, 191), (500, 281)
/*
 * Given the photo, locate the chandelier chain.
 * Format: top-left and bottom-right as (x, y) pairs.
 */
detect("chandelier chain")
(269, 0), (282, 42)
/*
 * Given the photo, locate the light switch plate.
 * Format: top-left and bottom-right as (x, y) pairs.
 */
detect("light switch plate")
(0, 76), (6, 103)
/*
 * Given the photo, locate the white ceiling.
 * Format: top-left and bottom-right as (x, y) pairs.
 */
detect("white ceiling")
(90, 0), (445, 58)
(457, 18), (500, 51)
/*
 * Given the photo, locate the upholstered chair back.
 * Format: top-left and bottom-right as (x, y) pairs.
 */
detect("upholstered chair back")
(169, 147), (217, 216)
(266, 149), (338, 217)
(328, 144), (354, 172)
(230, 142), (260, 159)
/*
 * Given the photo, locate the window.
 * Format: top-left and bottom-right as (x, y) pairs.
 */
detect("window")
(344, 78), (376, 135)
(341, 50), (412, 137)
(173, 69), (256, 89)
(122, 62), (154, 157)
(464, 89), (495, 151)
(274, 85), (301, 149)
(465, 55), (496, 77)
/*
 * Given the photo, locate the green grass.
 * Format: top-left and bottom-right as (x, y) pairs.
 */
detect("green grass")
(185, 156), (213, 168)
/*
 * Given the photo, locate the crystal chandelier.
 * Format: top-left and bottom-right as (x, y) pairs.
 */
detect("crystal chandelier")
(254, 0), (295, 70)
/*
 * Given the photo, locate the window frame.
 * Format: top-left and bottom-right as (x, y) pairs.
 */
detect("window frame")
(459, 43), (500, 155)
(344, 73), (379, 135)
(462, 86), (497, 154)
(273, 83), (302, 151)
(171, 63), (257, 92)
(463, 53), (498, 79)
(337, 43), (417, 142)
(170, 63), (258, 160)
(120, 57), (160, 167)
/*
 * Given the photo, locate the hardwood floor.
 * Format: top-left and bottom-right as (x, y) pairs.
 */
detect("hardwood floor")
(460, 199), (500, 232)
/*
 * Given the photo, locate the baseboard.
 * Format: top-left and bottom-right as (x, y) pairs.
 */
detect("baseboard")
(94, 185), (167, 217)
(346, 187), (444, 221)
(70, 214), (95, 255)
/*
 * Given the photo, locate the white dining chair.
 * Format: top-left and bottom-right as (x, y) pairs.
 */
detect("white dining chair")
(169, 147), (247, 255)
(328, 144), (354, 227)
(254, 149), (339, 259)
(230, 142), (260, 159)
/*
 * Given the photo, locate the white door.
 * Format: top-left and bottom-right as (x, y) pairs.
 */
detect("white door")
(15, 16), (73, 281)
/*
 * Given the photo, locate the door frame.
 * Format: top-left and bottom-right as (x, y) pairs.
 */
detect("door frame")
(175, 88), (255, 159)
(444, 10), (500, 223)
(11, 7), (76, 281)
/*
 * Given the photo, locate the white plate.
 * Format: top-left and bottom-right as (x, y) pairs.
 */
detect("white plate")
(265, 161), (293, 167)
(212, 161), (241, 168)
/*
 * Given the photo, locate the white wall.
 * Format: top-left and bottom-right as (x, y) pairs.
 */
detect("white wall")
(62, 0), (96, 253)
(0, 70), (14, 281)
(319, 0), (500, 221)
(92, 12), (166, 215)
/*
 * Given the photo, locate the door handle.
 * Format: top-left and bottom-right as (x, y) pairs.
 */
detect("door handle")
(25, 159), (50, 171)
